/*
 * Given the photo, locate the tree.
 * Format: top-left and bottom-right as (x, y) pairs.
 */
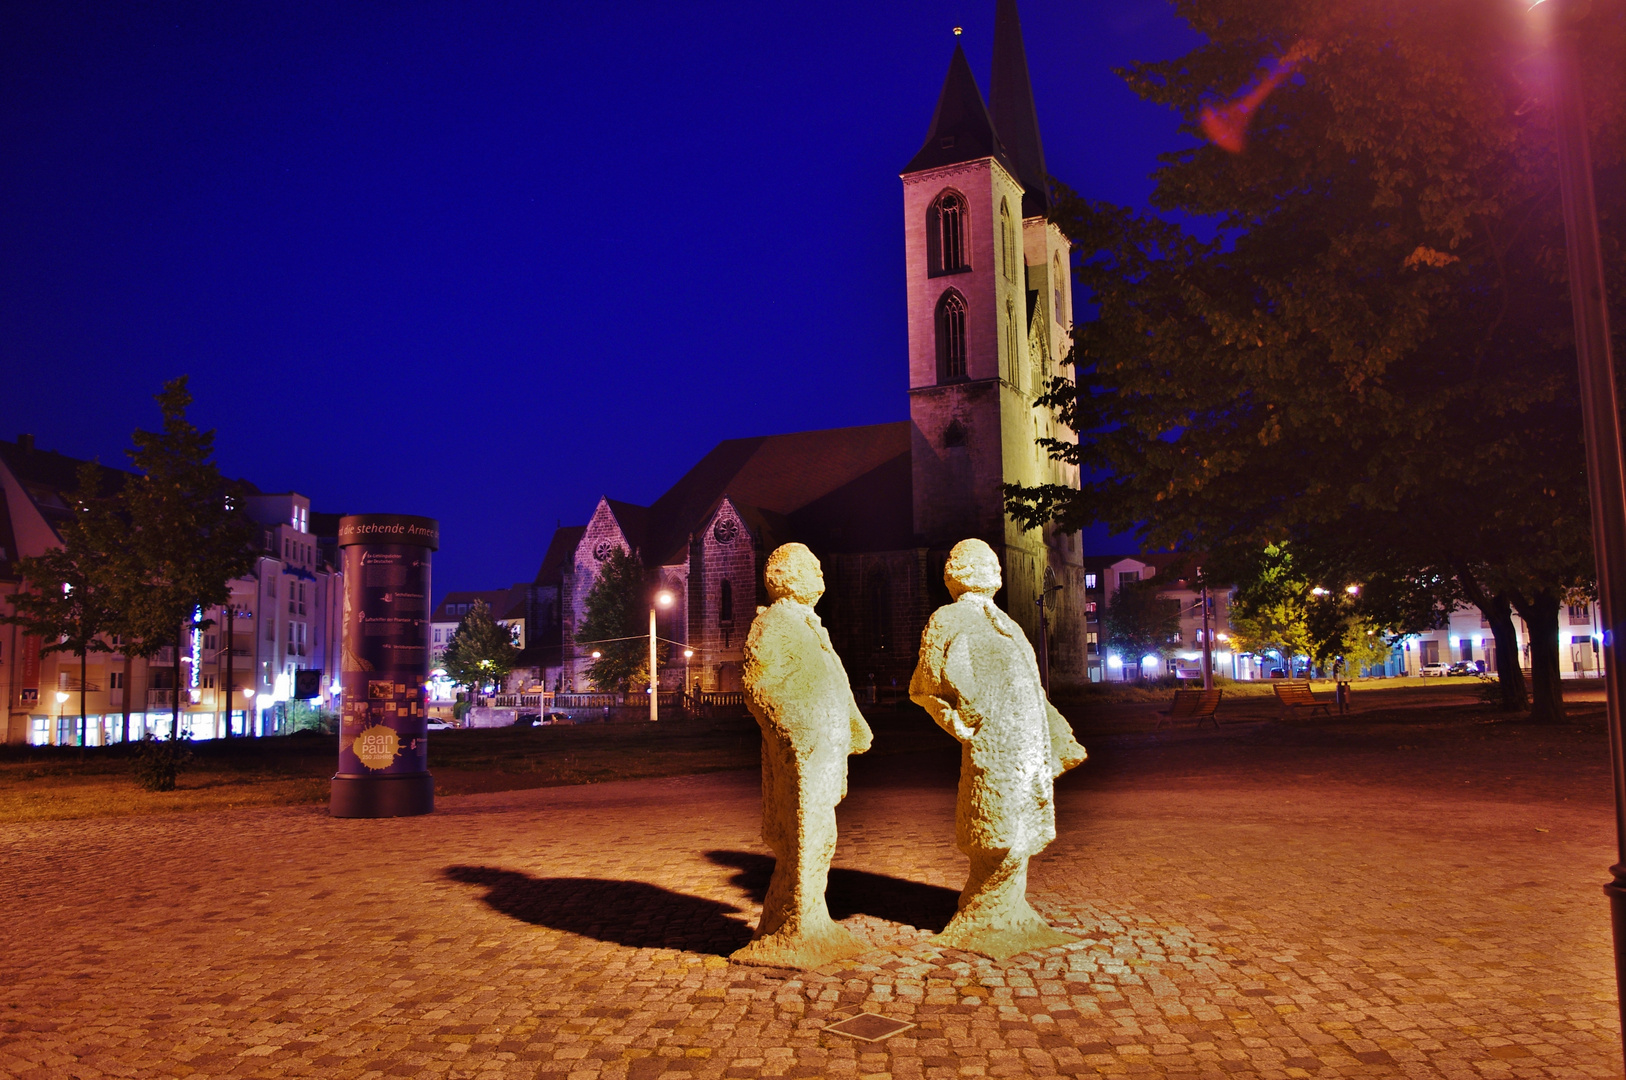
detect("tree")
(440, 599), (519, 695)
(1225, 545), (1315, 677)
(1102, 579), (1181, 677)
(115, 378), (258, 739)
(574, 546), (664, 692)
(1007, 0), (1626, 720)
(1, 462), (125, 746)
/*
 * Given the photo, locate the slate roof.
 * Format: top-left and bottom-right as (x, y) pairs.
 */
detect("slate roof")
(641, 422), (911, 563)
(988, 0), (1051, 218)
(534, 525), (586, 586)
(903, 44), (1015, 177)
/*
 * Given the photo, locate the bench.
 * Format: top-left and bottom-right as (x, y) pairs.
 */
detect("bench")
(1274, 680), (1332, 717)
(1155, 688), (1223, 730)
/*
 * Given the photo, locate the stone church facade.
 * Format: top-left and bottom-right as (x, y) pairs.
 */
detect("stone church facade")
(530, 0), (1085, 694)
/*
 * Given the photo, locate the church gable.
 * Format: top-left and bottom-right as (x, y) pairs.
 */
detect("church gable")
(690, 497), (759, 659)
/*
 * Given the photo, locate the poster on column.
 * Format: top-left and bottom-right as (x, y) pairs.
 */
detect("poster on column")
(332, 514), (438, 816)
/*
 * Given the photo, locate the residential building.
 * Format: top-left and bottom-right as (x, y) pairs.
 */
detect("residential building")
(0, 435), (344, 744)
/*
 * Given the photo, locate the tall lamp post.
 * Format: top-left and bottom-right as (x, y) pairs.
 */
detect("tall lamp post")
(1532, 0), (1626, 1061)
(651, 590), (674, 722)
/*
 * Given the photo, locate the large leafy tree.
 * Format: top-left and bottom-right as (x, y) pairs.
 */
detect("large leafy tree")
(440, 599), (519, 695)
(1103, 580), (1182, 675)
(1225, 544), (1315, 677)
(574, 546), (664, 692)
(117, 378), (258, 738)
(1008, 0), (1626, 720)
(1, 462), (125, 745)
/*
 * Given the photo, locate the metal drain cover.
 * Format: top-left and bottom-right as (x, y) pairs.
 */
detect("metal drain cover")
(824, 1013), (917, 1042)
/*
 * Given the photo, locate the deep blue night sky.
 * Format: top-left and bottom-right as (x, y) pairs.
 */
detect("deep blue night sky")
(1, 1), (1198, 599)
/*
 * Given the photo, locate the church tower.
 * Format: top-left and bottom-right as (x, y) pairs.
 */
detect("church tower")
(901, 0), (1082, 666)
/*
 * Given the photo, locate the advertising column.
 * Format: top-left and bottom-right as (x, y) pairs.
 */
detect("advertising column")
(331, 514), (439, 817)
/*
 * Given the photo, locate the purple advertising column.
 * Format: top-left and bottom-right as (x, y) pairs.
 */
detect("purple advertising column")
(331, 514), (439, 818)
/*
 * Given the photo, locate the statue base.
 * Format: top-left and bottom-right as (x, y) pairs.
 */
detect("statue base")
(330, 773), (435, 818)
(730, 922), (870, 970)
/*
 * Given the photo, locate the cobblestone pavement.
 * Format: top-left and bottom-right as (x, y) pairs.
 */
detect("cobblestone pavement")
(1, 716), (1621, 1079)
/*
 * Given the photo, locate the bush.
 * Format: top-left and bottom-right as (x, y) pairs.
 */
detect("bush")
(132, 734), (192, 792)
(285, 699), (336, 734)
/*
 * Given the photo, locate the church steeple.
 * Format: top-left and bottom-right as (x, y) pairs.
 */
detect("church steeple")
(988, 0), (1050, 217)
(903, 43), (1013, 176)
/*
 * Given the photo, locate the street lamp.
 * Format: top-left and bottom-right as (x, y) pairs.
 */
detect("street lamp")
(683, 648), (694, 701)
(651, 590), (674, 722)
(1530, 0), (1626, 1061)
(242, 687), (256, 738)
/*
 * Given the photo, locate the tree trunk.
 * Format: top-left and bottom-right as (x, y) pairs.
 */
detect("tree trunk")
(121, 651), (133, 743)
(79, 648), (88, 749)
(1483, 593), (1527, 711)
(1513, 591), (1566, 723)
(224, 604), (234, 738)
(1454, 569), (1528, 711)
(173, 624), (184, 741)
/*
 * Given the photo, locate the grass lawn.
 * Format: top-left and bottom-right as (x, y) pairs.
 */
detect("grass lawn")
(0, 676), (1592, 823)
(0, 718), (769, 824)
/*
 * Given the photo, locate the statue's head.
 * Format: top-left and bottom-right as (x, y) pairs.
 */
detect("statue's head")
(764, 543), (824, 605)
(944, 538), (1001, 600)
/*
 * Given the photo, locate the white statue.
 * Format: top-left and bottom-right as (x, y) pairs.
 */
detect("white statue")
(731, 543), (874, 968)
(909, 538), (1087, 959)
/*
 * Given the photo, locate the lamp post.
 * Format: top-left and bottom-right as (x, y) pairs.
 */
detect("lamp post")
(242, 687), (256, 737)
(684, 648), (694, 706)
(1531, 0), (1626, 1062)
(1033, 567), (1062, 691)
(651, 590), (674, 722)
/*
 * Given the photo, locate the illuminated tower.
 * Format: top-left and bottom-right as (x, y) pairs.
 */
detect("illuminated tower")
(901, 0), (1081, 653)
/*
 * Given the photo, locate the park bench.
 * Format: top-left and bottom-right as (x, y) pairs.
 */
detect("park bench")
(1274, 679), (1332, 718)
(1155, 688), (1223, 730)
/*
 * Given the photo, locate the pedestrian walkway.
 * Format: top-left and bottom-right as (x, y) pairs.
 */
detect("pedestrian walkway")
(0, 714), (1619, 1078)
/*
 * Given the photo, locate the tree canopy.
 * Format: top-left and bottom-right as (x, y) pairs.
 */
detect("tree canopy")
(1102, 580), (1182, 673)
(1007, 0), (1626, 717)
(574, 546), (664, 692)
(440, 599), (519, 694)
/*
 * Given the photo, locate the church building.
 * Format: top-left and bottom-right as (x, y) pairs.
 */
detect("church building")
(531, 0), (1084, 694)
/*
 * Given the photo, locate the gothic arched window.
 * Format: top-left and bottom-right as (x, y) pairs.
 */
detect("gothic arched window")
(718, 579), (734, 626)
(1005, 298), (1020, 389)
(927, 190), (968, 276)
(936, 290), (968, 382)
(1000, 198), (1016, 284)
(1053, 252), (1067, 326)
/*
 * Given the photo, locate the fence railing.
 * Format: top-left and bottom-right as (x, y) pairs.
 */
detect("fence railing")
(492, 692), (555, 710)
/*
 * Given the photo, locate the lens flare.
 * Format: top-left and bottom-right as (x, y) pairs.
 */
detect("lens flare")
(1200, 41), (1313, 154)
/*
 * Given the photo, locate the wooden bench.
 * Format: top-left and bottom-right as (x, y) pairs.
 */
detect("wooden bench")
(1274, 680), (1332, 717)
(1155, 688), (1223, 730)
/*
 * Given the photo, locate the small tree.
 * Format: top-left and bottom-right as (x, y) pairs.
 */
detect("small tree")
(1228, 545), (1315, 678)
(440, 599), (519, 696)
(115, 377), (257, 740)
(1103, 580), (1181, 677)
(2, 462), (124, 746)
(574, 546), (664, 691)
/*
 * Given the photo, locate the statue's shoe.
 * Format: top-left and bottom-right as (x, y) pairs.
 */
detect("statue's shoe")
(931, 917), (1079, 961)
(729, 921), (870, 970)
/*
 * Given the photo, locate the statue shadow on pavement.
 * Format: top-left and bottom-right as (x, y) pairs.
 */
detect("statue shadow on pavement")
(705, 850), (961, 934)
(444, 865), (754, 954)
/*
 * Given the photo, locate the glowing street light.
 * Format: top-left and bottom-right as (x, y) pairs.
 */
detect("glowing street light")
(651, 590), (674, 722)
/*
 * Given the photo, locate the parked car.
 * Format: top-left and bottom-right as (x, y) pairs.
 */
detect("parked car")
(1420, 662), (1450, 677)
(1446, 660), (1483, 677)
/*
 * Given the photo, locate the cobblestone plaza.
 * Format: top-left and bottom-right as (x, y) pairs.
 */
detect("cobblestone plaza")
(1, 712), (1620, 1079)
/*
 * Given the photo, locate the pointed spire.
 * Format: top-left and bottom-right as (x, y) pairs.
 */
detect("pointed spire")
(989, 0), (1050, 217)
(903, 43), (1014, 176)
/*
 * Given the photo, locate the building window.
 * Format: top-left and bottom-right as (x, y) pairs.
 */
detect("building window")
(1000, 198), (1016, 284)
(109, 671), (124, 689)
(1053, 252), (1066, 325)
(1569, 603), (1590, 624)
(434, 629), (442, 643)
(927, 190), (967, 275)
(1086, 632), (1099, 655)
(1119, 571), (1139, 586)
(1085, 573), (1097, 589)
(1085, 601), (1097, 614)
(936, 290), (968, 382)
(1005, 298), (1020, 388)
(719, 580), (734, 626)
